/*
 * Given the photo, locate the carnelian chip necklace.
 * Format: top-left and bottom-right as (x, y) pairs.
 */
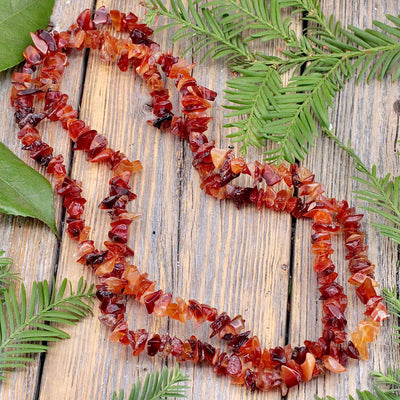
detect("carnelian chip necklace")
(10, 7), (388, 393)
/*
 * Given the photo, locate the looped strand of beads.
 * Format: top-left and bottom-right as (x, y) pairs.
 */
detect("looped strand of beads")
(10, 7), (388, 393)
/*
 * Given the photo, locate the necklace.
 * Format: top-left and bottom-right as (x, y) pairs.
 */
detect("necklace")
(10, 6), (388, 393)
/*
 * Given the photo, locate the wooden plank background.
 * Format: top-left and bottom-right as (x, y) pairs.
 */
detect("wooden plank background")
(0, 1), (399, 399)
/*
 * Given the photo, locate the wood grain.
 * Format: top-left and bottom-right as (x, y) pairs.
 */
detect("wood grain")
(287, 1), (400, 399)
(0, 0), (93, 399)
(0, 1), (399, 399)
(38, 1), (295, 399)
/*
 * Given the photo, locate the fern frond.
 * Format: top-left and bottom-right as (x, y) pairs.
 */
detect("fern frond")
(0, 277), (95, 380)
(371, 366), (400, 392)
(143, 0), (253, 63)
(326, 131), (400, 244)
(224, 62), (282, 153)
(257, 13), (400, 162)
(279, 14), (400, 81)
(201, 0), (299, 46)
(262, 56), (351, 163)
(145, 0), (400, 161)
(112, 365), (190, 400)
(283, 0), (340, 39)
(317, 389), (400, 400)
(0, 252), (19, 293)
(382, 288), (400, 343)
(340, 19), (400, 83)
(355, 389), (400, 400)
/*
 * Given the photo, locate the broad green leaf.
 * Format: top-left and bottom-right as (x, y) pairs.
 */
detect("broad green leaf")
(0, 142), (58, 236)
(0, 0), (55, 71)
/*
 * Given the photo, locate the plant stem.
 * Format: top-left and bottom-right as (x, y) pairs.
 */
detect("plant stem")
(270, 57), (344, 163)
(325, 129), (400, 221)
(267, 42), (400, 68)
(295, 0), (337, 38)
(225, 0), (293, 42)
(0, 286), (93, 353)
(149, 2), (254, 61)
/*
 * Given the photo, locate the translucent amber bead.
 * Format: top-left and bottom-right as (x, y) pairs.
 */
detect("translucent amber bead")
(322, 355), (346, 373)
(301, 352), (316, 382)
(351, 318), (380, 360)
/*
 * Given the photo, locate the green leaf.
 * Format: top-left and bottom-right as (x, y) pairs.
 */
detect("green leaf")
(383, 288), (400, 342)
(145, 0), (400, 161)
(112, 365), (190, 400)
(0, 252), (19, 292)
(225, 62), (282, 153)
(0, 277), (95, 380)
(143, 0), (253, 64)
(371, 366), (400, 392)
(0, 142), (58, 236)
(326, 130), (400, 245)
(0, 0), (55, 71)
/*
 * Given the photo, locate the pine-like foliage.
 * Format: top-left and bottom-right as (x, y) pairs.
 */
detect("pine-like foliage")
(112, 365), (190, 400)
(372, 366), (400, 394)
(383, 288), (400, 343)
(317, 391), (400, 400)
(354, 168), (400, 245)
(244, 9), (400, 162)
(327, 131), (400, 245)
(201, 0), (298, 46)
(0, 251), (19, 293)
(224, 63), (282, 152)
(144, 0), (400, 163)
(144, 0), (253, 63)
(0, 277), (95, 380)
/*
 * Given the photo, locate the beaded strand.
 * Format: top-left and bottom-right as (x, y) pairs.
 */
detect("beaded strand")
(9, 7), (388, 393)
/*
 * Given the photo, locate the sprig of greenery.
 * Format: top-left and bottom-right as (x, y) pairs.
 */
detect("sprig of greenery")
(201, 0), (299, 46)
(317, 390), (400, 400)
(326, 130), (400, 245)
(144, 0), (253, 63)
(251, 11), (400, 162)
(112, 365), (190, 400)
(0, 252), (19, 293)
(144, 0), (400, 163)
(0, 276), (95, 380)
(261, 55), (349, 162)
(145, 3), (399, 398)
(224, 63), (282, 152)
(372, 366), (400, 393)
(382, 288), (400, 343)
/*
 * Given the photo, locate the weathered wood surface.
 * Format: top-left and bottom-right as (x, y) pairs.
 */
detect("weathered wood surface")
(0, 1), (399, 399)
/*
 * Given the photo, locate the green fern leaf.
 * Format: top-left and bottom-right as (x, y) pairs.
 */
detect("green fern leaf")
(325, 131), (400, 244)
(284, 0), (339, 39)
(112, 365), (190, 400)
(382, 288), (400, 342)
(143, 0), (253, 63)
(224, 62), (282, 153)
(357, 389), (400, 400)
(0, 277), (95, 380)
(262, 56), (350, 163)
(383, 288), (400, 318)
(265, 13), (400, 161)
(317, 390), (400, 400)
(0, 252), (19, 292)
(145, 0), (400, 161)
(371, 365), (400, 392)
